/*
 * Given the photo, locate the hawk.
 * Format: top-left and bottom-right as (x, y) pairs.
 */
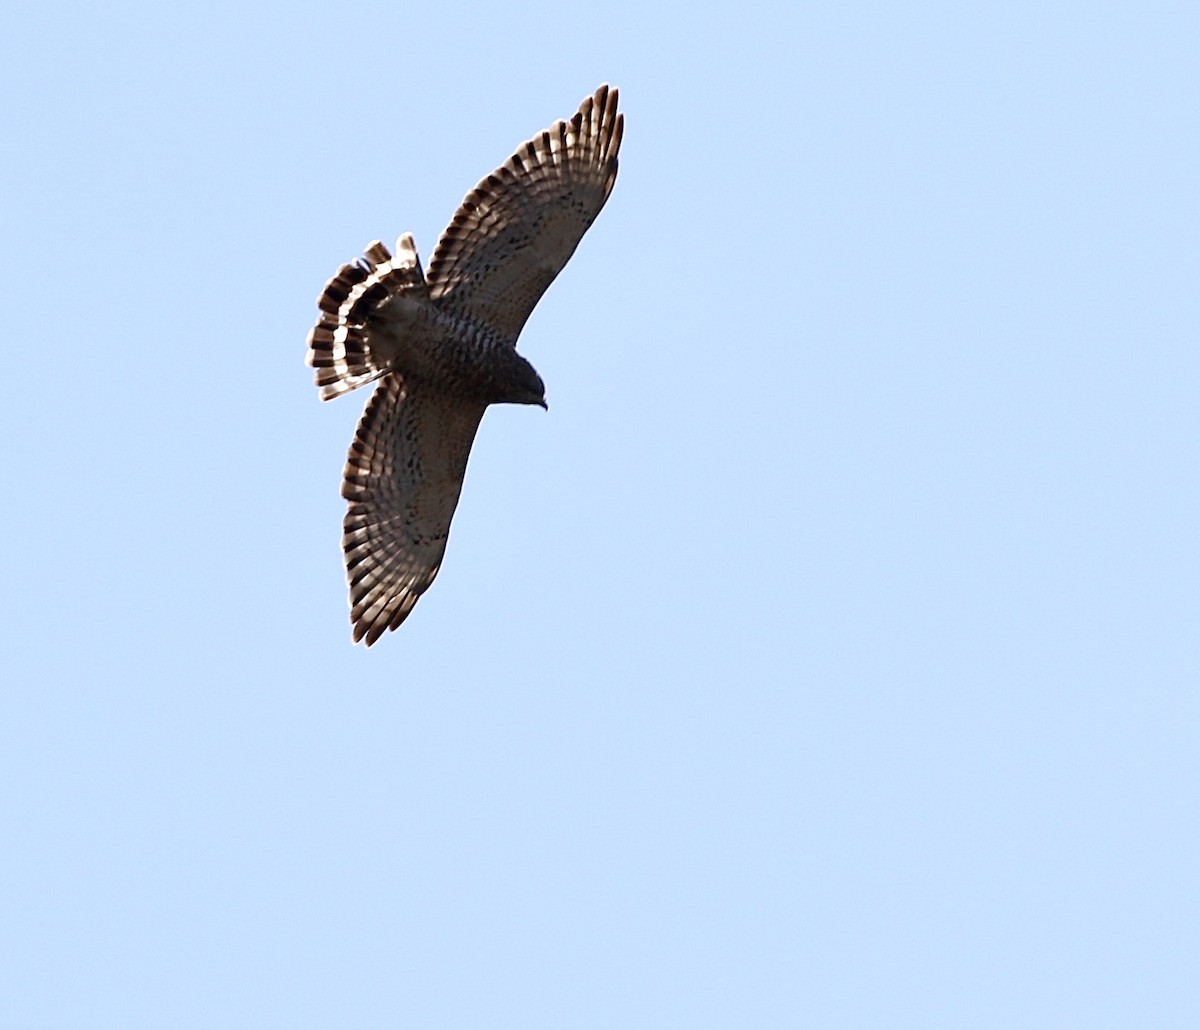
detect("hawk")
(306, 85), (623, 645)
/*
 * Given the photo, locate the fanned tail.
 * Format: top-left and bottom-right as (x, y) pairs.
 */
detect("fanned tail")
(305, 234), (427, 401)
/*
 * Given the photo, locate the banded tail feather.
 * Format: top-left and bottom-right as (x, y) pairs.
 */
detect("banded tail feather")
(306, 234), (428, 401)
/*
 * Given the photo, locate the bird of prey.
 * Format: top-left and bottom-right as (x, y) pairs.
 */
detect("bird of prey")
(306, 85), (623, 645)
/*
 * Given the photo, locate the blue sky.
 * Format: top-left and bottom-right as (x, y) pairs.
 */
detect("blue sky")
(3, 2), (1198, 1026)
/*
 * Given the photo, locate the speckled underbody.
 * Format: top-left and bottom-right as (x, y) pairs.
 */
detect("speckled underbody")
(371, 288), (547, 408)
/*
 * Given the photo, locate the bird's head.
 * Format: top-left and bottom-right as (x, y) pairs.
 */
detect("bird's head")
(496, 349), (547, 409)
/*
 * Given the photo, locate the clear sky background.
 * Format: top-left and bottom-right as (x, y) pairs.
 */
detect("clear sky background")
(3, 2), (1198, 1026)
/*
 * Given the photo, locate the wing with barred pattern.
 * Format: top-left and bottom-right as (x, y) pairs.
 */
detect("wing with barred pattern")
(341, 376), (486, 644)
(426, 84), (623, 344)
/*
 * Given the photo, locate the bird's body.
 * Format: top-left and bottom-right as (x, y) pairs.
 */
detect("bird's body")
(306, 85), (623, 644)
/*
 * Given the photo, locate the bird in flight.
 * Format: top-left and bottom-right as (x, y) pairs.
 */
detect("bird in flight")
(306, 85), (623, 645)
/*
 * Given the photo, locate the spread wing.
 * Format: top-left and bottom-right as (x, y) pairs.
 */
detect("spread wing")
(425, 84), (624, 344)
(341, 375), (486, 645)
